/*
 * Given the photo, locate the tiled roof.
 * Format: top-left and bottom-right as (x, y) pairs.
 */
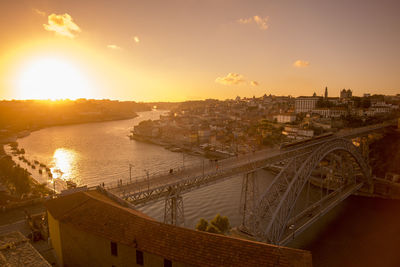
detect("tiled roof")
(0, 231), (51, 267)
(45, 190), (312, 267)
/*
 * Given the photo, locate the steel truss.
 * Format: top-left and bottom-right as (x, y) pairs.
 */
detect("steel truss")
(239, 171), (258, 231)
(252, 138), (371, 245)
(164, 193), (185, 226)
(106, 122), (393, 234)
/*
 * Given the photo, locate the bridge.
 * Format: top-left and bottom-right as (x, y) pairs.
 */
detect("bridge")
(107, 120), (396, 245)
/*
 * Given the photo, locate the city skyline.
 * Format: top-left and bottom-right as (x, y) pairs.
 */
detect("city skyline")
(1, 0), (399, 101)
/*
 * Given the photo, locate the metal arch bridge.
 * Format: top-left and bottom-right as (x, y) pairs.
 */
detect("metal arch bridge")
(107, 121), (395, 242)
(248, 138), (371, 245)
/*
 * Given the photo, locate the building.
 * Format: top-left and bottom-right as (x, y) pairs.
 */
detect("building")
(0, 231), (51, 266)
(340, 89), (352, 99)
(273, 113), (297, 123)
(295, 97), (321, 114)
(198, 129), (211, 143)
(45, 189), (312, 267)
(312, 107), (348, 118)
(282, 126), (314, 140)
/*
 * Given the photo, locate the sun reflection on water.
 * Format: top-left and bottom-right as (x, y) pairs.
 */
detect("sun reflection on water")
(50, 148), (77, 182)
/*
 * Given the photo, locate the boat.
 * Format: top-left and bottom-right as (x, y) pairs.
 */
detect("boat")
(66, 180), (77, 189)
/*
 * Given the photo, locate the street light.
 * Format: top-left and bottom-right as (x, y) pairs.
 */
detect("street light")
(202, 159), (205, 177)
(129, 163), (134, 183)
(144, 169), (150, 191)
(52, 179), (55, 194)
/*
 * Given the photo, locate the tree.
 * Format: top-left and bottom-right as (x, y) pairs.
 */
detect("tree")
(210, 214), (230, 234)
(195, 218), (208, 231)
(206, 224), (221, 234)
(195, 214), (231, 235)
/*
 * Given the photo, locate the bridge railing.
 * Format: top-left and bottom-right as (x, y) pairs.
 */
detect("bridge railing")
(106, 120), (395, 191)
(106, 148), (274, 190)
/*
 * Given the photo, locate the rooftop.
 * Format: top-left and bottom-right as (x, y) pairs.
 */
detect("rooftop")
(0, 231), (51, 267)
(45, 189), (312, 267)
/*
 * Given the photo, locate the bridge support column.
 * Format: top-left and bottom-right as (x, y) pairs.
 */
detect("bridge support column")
(239, 171), (258, 232)
(360, 137), (370, 164)
(359, 137), (374, 193)
(164, 194), (185, 226)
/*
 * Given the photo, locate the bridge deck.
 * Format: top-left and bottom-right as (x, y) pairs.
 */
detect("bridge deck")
(109, 121), (394, 205)
(280, 182), (363, 245)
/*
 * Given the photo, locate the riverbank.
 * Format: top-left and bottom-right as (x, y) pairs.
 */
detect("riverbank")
(0, 113), (144, 209)
(1, 113), (139, 144)
(129, 133), (230, 160)
(0, 145), (52, 210)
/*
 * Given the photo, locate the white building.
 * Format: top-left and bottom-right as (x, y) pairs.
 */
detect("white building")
(295, 97), (321, 114)
(273, 113), (296, 123)
(312, 107), (348, 118)
(282, 126), (314, 140)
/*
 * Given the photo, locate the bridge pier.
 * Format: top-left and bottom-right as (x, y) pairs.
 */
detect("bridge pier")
(358, 137), (374, 193)
(360, 137), (370, 164)
(239, 171), (258, 232)
(164, 190), (185, 226)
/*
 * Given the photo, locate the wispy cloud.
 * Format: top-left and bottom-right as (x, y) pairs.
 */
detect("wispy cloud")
(251, 81), (259, 86)
(133, 36), (140, 43)
(33, 8), (46, 16)
(107, 44), (121, 50)
(293, 60), (310, 68)
(238, 15), (269, 30)
(237, 17), (253, 24)
(43, 13), (81, 38)
(215, 73), (246, 85)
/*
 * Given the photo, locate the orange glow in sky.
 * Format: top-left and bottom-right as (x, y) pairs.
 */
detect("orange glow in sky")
(0, 0), (399, 101)
(16, 56), (94, 100)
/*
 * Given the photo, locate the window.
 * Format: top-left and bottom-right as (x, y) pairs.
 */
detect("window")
(136, 250), (144, 265)
(164, 259), (172, 267)
(111, 242), (118, 256)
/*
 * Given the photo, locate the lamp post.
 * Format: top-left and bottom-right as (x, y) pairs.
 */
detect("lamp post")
(144, 169), (150, 191)
(202, 159), (205, 177)
(129, 163), (133, 183)
(53, 178), (55, 194)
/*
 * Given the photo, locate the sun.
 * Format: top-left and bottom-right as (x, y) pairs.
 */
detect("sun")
(16, 56), (94, 100)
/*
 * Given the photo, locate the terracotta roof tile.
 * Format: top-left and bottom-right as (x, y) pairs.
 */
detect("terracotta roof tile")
(45, 190), (312, 267)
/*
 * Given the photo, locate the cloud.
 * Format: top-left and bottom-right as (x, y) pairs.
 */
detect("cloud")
(251, 81), (259, 86)
(43, 13), (81, 38)
(237, 18), (253, 24)
(107, 44), (121, 50)
(33, 8), (46, 16)
(253, 16), (268, 30)
(293, 60), (310, 68)
(133, 36), (140, 43)
(238, 15), (269, 30)
(215, 73), (246, 85)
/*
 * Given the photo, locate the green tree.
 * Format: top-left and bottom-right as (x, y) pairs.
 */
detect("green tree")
(205, 224), (221, 234)
(195, 214), (231, 235)
(210, 214), (230, 234)
(195, 218), (208, 231)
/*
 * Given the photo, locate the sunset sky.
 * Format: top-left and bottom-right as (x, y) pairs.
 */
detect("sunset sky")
(0, 0), (399, 101)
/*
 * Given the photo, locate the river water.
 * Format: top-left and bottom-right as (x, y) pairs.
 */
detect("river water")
(6, 110), (400, 266)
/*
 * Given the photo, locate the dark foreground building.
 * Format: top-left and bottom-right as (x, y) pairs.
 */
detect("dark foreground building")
(45, 189), (312, 267)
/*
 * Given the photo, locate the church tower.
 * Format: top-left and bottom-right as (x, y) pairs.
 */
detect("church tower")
(324, 86), (328, 98)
